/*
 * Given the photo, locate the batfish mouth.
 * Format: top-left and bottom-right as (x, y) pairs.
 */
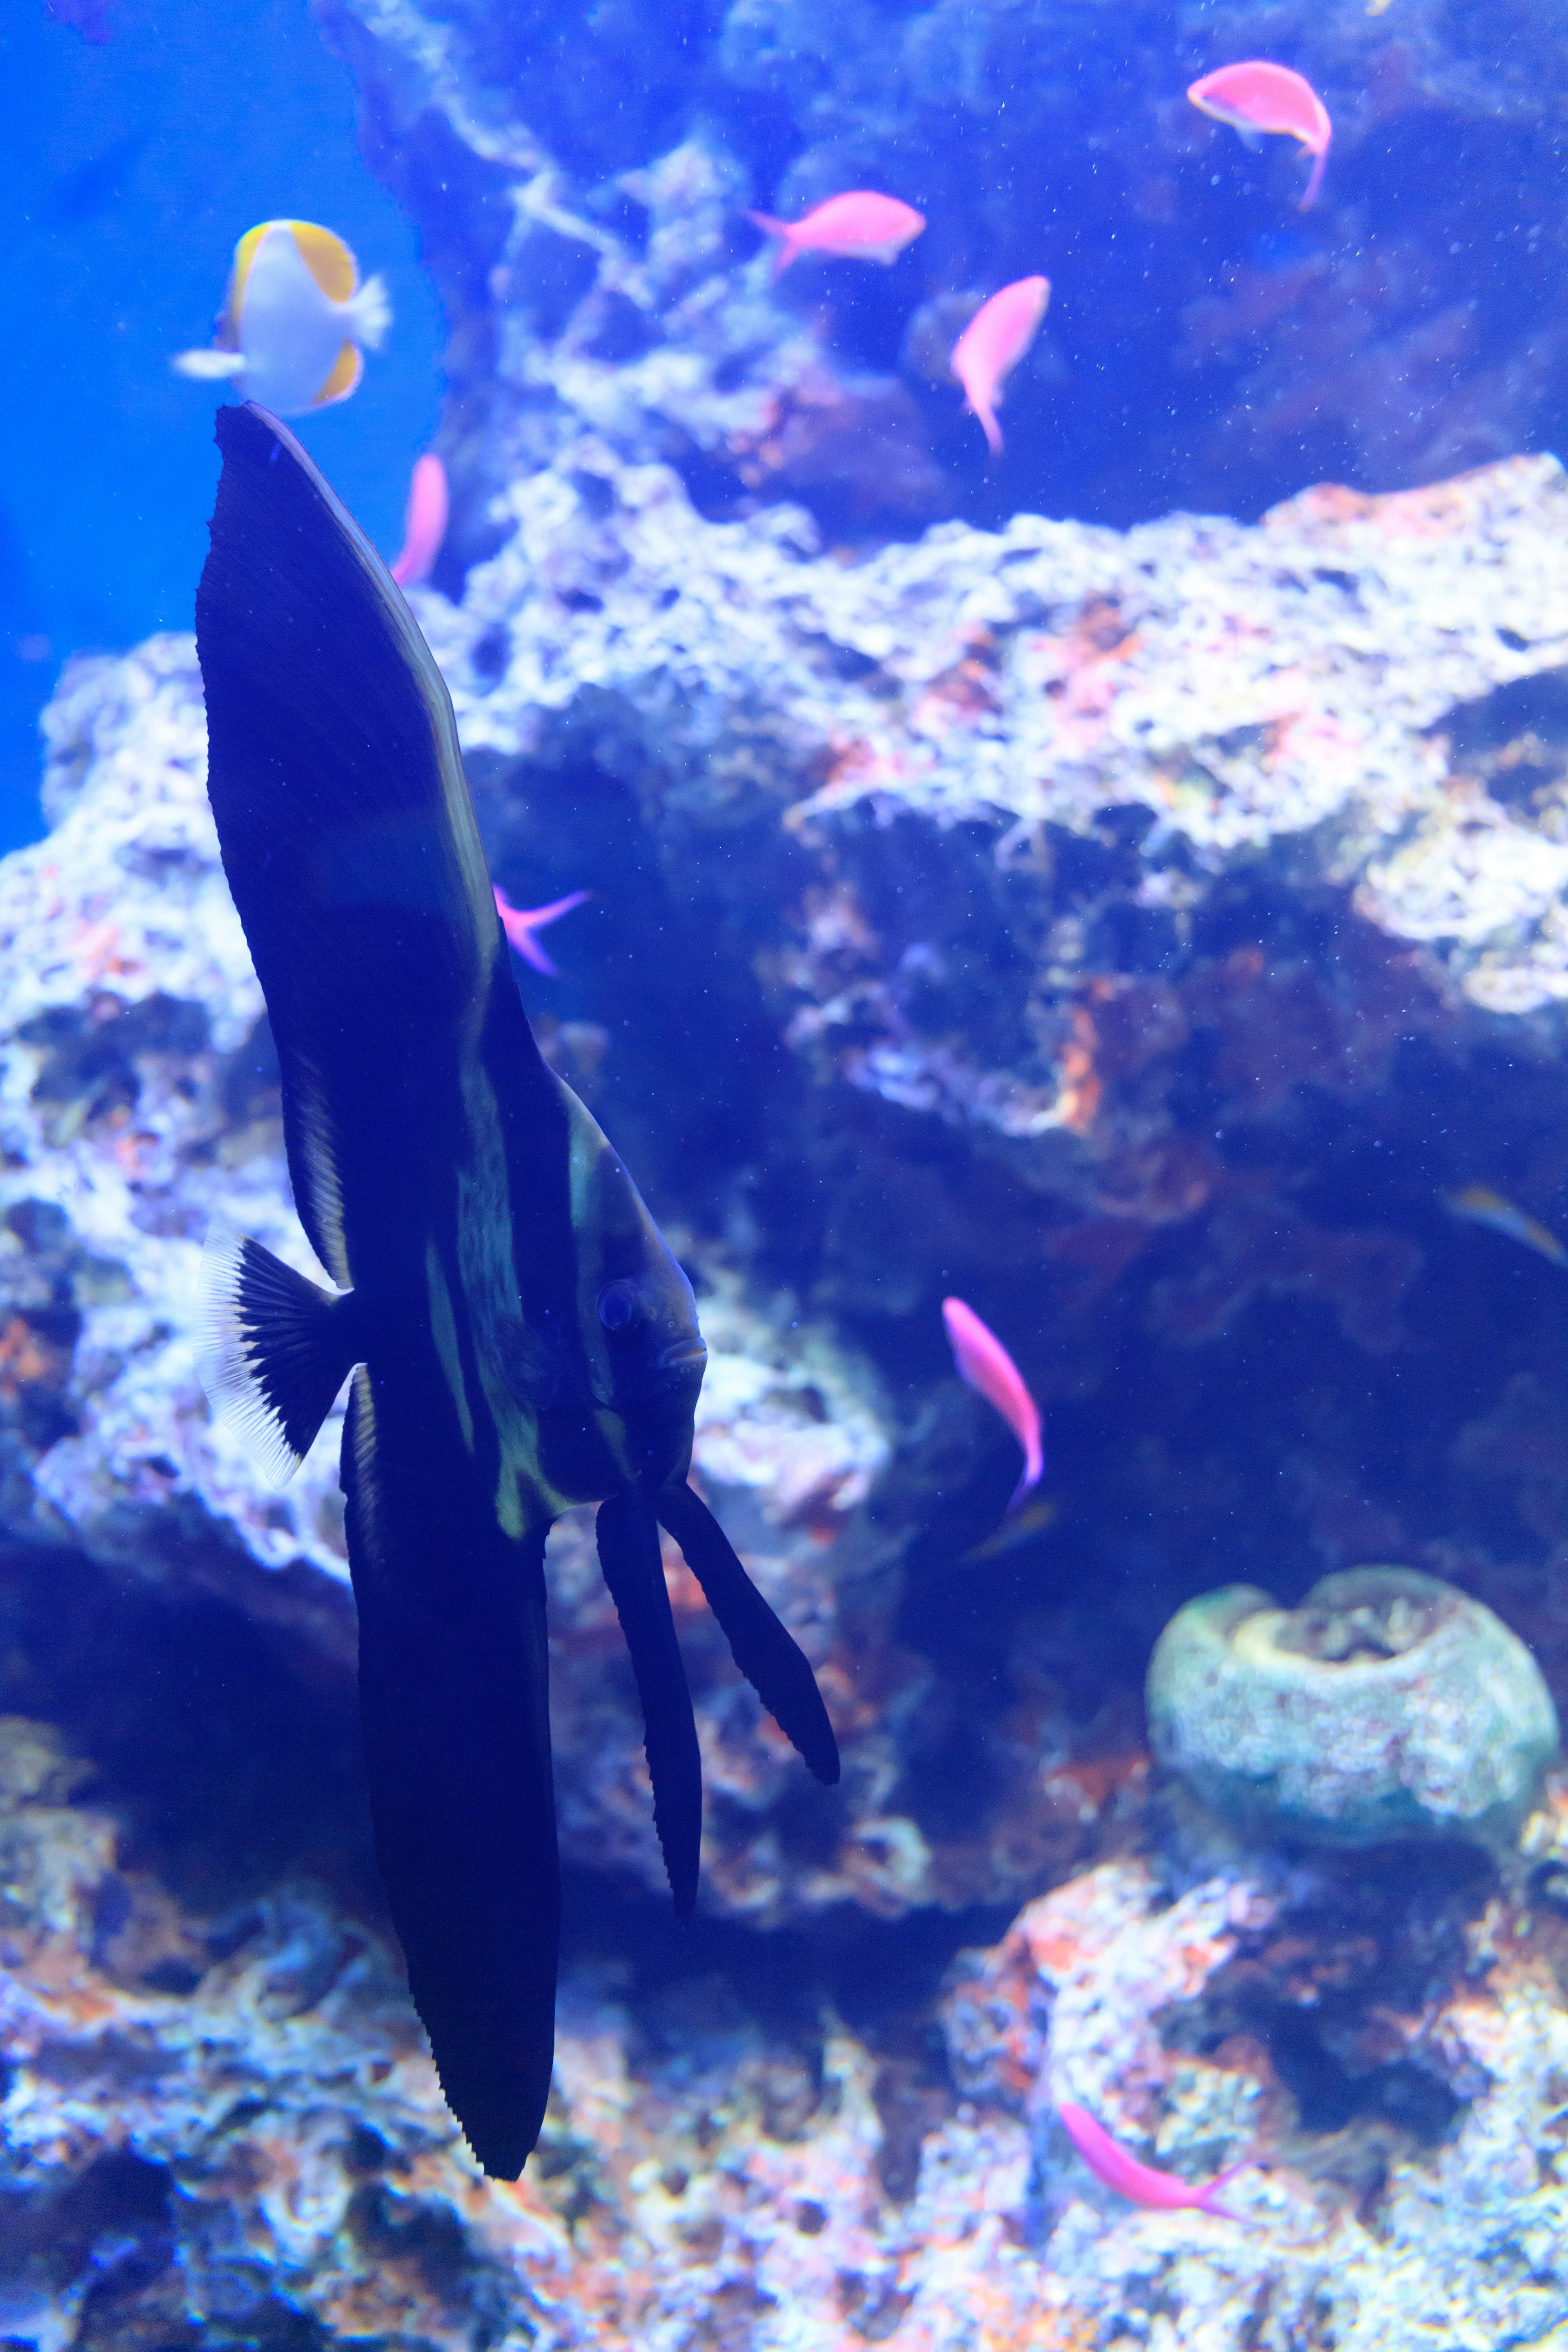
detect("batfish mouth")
(658, 1342), (708, 1374)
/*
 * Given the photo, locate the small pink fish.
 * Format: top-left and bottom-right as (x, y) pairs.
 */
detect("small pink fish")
(746, 192), (926, 276)
(1058, 2102), (1245, 2218)
(942, 1296), (1043, 1515)
(1187, 62), (1333, 209)
(949, 276), (1050, 457)
(390, 452), (450, 588)
(494, 886), (590, 977)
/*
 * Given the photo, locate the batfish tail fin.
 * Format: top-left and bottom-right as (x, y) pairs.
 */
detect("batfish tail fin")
(597, 1493), (702, 1920)
(656, 1483), (840, 1786)
(197, 1223), (359, 1486)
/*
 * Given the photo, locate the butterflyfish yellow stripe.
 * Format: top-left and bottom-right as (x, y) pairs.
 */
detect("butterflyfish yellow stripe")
(287, 220), (359, 303)
(313, 343), (364, 408)
(224, 221), (275, 343)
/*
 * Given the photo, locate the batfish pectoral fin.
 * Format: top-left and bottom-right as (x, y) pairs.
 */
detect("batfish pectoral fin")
(197, 1223), (361, 1486)
(344, 1370), (559, 2180)
(655, 1484), (840, 1787)
(596, 1492), (702, 1922)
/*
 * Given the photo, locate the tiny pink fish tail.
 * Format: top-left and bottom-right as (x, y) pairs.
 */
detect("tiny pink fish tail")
(389, 552), (414, 586)
(1004, 1463), (1042, 1518)
(1298, 147), (1327, 208)
(531, 889), (592, 925)
(1195, 2159), (1250, 2219)
(744, 212), (797, 273)
(979, 405), (1003, 456)
(516, 938), (559, 977)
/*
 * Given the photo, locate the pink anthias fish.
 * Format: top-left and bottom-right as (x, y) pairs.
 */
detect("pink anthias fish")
(1057, 2102), (1247, 2219)
(941, 1296), (1044, 1515)
(494, 885), (590, 977)
(746, 192), (926, 276)
(949, 276), (1051, 457)
(390, 452), (450, 588)
(1187, 62), (1333, 210)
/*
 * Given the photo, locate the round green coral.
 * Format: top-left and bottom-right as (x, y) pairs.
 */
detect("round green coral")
(1147, 1566), (1560, 1849)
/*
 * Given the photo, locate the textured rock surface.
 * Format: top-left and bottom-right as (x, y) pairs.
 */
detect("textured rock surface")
(0, 625), (1137, 1932)
(11, 265), (1568, 2338)
(943, 1830), (1568, 2352)
(10, 456), (1568, 1942)
(14, 1700), (1568, 2351)
(313, 0), (1568, 542)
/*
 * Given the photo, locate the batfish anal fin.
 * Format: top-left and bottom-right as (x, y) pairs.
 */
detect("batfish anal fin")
(198, 1223), (360, 1486)
(596, 1492), (702, 1922)
(344, 1369), (559, 2179)
(656, 1484), (840, 1787)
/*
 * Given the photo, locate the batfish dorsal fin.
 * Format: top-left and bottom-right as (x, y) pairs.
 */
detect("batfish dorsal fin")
(196, 402), (517, 1288)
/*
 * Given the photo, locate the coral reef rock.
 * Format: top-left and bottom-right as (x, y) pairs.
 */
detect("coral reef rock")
(315, 0), (1568, 538)
(1147, 1566), (1561, 1849)
(944, 1840), (1568, 2352)
(0, 635), (920, 1927)
(9, 451), (1568, 1945)
(17, 1698), (1568, 2351)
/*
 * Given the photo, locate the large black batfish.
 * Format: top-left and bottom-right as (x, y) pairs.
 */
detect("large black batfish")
(194, 403), (839, 2179)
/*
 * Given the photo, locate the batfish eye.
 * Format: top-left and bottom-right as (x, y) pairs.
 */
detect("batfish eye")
(597, 1281), (640, 1332)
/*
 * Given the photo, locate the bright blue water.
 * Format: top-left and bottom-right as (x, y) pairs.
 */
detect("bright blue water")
(0, 0), (444, 853)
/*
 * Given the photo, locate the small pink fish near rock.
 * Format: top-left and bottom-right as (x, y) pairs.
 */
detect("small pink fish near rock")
(1058, 2101), (1247, 2218)
(1446, 1184), (1568, 1270)
(746, 192), (926, 276)
(390, 453), (449, 589)
(1187, 62), (1333, 209)
(949, 276), (1050, 456)
(494, 886), (590, 977)
(942, 1296), (1043, 1515)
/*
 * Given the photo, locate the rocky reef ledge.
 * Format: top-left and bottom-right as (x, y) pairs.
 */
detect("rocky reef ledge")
(6, 452), (1568, 2343)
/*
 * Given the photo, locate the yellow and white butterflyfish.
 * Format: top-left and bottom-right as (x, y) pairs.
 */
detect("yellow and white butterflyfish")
(172, 221), (390, 417)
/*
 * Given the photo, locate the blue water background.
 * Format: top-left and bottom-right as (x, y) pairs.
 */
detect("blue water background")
(0, 0), (443, 854)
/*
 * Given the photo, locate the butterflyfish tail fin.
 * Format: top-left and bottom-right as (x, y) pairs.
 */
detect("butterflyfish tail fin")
(173, 347), (246, 380)
(596, 1493), (702, 1921)
(347, 272), (392, 349)
(197, 1223), (359, 1486)
(656, 1483), (840, 1786)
